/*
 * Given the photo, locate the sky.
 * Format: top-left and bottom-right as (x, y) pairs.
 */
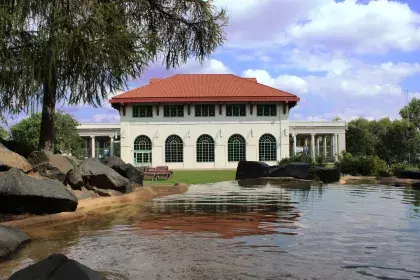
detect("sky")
(5, 0), (420, 127)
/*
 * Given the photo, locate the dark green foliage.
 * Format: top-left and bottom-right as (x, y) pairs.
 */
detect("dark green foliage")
(0, 126), (8, 139)
(338, 152), (387, 176)
(0, 0), (227, 150)
(279, 153), (326, 167)
(10, 112), (83, 158)
(279, 153), (314, 165)
(400, 98), (420, 131)
(346, 117), (420, 164)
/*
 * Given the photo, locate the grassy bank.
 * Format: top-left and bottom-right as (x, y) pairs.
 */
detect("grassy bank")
(143, 170), (236, 185)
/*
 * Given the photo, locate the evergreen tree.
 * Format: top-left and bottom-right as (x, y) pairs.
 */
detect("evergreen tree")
(0, 0), (227, 151)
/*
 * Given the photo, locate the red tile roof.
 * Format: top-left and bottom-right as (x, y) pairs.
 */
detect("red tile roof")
(110, 74), (300, 104)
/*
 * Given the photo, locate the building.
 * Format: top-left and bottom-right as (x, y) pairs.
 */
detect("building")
(77, 74), (347, 169)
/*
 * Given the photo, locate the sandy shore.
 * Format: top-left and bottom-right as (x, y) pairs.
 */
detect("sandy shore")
(0, 184), (189, 229)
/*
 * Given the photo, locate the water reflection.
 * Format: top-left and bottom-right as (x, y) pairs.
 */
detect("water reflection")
(1, 181), (420, 280)
(135, 182), (301, 238)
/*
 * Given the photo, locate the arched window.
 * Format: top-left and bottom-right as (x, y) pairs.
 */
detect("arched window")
(196, 134), (215, 162)
(259, 134), (277, 161)
(165, 135), (183, 163)
(228, 134), (246, 162)
(133, 135), (152, 166)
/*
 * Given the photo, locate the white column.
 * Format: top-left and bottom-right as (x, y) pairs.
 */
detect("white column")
(330, 134), (335, 161)
(336, 134), (340, 156)
(316, 136), (321, 157)
(91, 136), (95, 158)
(323, 136), (327, 158)
(110, 136), (114, 156)
(338, 133), (346, 154)
(292, 133), (297, 156)
(311, 133), (315, 159)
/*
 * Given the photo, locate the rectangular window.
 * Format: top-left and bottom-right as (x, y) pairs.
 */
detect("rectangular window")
(195, 104), (216, 117)
(132, 105), (153, 118)
(163, 105), (184, 117)
(226, 104), (246, 117)
(257, 104), (277, 116)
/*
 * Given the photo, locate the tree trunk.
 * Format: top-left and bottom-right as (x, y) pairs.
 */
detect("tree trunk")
(39, 74), (57, 152)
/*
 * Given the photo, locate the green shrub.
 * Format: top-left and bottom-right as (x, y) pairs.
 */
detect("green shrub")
(339, 152), (387, 176)
(279, 153), (314, 165)
(389, 162), (410, 176)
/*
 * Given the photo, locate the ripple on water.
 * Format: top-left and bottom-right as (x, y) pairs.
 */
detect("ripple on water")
(1, 182), (420, 280)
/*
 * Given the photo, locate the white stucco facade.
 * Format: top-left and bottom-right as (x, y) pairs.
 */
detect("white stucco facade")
(77, 106), (347, 169)
(118, 103), (290, 169)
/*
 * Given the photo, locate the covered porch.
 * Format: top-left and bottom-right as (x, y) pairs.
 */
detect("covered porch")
(289, 121), (347, 162)
(77, 123), (121, 159)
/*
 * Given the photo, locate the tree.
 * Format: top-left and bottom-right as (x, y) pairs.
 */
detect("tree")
(0, 1), (227, 151)
(332, 117), (342, 121)
(346, 118), (376, 156)
(0, 126), (8, 139)
(400, 98), (420, 130)
(10, 112), (83, 158)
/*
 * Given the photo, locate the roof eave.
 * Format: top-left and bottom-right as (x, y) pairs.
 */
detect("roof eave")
(109, 96), (300, 104)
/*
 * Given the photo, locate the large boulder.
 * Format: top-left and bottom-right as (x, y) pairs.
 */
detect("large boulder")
(0, 144), (32, 173)
(112, 163), (143, 185)
(0, 225), (30, 259)
(64, 155), (80, 168)
(0, 168), (78, 214)
(310, 165), (341, 183)
(8, 253), (106, 280)
(235, 161), (270, 180)
(27, 151), (73, 182)
(396, 170), (420, 180)
(268, 163), (311, 180)
(64, 168), (84, 189)
(79, 158), (131, 192)
(100, 156), (125, 168)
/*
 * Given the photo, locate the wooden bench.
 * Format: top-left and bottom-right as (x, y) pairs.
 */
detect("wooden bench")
(142, 166), (173, 181)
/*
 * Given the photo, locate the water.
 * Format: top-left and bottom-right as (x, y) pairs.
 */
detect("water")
(1, 180), (420, 279)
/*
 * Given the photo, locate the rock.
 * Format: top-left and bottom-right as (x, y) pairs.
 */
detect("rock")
(0, 143), (32, 173)
(27, 151), (73, 182)
(397, 170), (420, 180)
(235, 161), (270, 180)
(310, 166), (341, 183)
(66, 186), (99, 200)
(268, 163), (311, 180)
(0, 168), (78, 214)
(112, 163), (143, 185)
(378, 170), (391, 178)
(8, 253), (106, 280)
(0, 225), (30, 259)
(65, 168), (84, 189)
(64, 155), (80, 168)
(100, 156), (125, 168)
(85, 186), (125, 197)
(79, 158), (130, 191)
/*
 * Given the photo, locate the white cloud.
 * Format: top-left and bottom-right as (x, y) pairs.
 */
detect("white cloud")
(89, 113), (120, 123)
(217, 0), (420, 54)
(177, 58), (232, 74)
(281, 0), (420, 54)
(243, 69), (309, 94)
(215, 0), (330, 48)
(245, 60), (420, 97)
(279, 49), (352, 75)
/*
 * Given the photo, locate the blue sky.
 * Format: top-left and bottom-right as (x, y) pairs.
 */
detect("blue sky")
(4, 0), (420, 127)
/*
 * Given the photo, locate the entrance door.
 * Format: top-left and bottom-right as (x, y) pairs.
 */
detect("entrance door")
(133, 135), (152, 167)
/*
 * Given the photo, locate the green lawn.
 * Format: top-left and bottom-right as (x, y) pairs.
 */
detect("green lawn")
(143, 170), (236, 185)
